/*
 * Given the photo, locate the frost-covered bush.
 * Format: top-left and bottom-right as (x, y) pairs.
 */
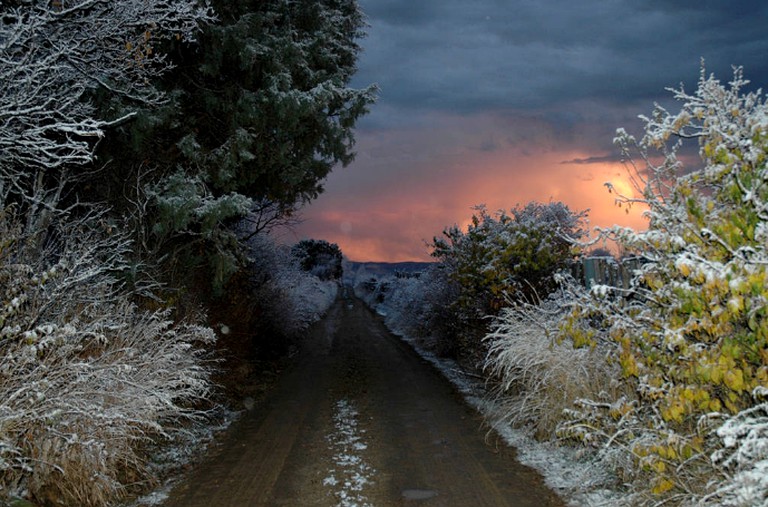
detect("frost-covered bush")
(484, 285), (630, 440)
(703, 389), (768, 506)
(546, 68), (768, 504)
(432, 202), (586, 309)
(0, 210), (215, 506)
(248, 235), (338, 340)
(352, 265), (462, 358)
(429, 202), (586, 364)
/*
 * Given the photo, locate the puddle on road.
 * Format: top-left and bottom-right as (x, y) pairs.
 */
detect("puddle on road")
(324, 399), (375, 507)
(402, 489), (438, 500)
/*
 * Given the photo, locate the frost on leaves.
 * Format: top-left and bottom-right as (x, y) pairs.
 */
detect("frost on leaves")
(543, 67), (768, 504)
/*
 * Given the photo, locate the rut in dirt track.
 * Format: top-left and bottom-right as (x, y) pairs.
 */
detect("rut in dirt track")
(162, 289), (565, 507)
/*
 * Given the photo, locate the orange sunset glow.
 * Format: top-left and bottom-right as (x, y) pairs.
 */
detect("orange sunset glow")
(285, 0), (767, 264)
(292, 120), (649, 262)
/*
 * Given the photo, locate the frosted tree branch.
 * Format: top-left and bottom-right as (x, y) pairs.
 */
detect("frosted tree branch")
(0, 0), (214, 184)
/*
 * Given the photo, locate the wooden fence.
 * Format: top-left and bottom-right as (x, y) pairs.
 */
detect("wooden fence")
(571, 256), (645, 290)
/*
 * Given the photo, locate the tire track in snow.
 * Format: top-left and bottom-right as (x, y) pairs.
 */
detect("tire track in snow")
(324, 399), (374, 507)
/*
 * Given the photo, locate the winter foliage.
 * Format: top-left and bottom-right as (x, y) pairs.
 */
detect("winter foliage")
(292, 239), (343, 281)
(484, 294), (629, 441)
(0, 0), (214, 181)
(429, 202), (587, 363)
(1, 0), (368, 504)
(483, 68), (768, 505)
(0, 210), (215, 505)
(352, 264), (457, 358)
(137, 0), (377, 243)
(248, 234), (339, 341)
(114, 0), (375, 294)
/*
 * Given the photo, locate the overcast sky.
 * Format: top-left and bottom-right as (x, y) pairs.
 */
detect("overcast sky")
(292, 0), (768, 262)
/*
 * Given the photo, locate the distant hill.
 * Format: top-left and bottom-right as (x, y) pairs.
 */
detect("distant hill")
(343, 261), (434, 283)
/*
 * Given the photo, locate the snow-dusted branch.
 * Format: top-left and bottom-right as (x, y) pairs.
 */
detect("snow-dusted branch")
(0, 0), (214, 180)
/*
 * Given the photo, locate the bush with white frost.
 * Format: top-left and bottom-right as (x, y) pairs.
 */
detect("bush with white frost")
(0, 210), (215, 506)
(483, 288), (630, 441)
(430, 203), (586, 364)
(248, 234), (339, 339)
(353, 265), (462, 357)
(484, 68), (768, 505)
(704, 390), (768, 506)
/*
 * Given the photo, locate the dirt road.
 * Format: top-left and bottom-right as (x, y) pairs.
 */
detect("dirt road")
(162, 290), (565, 507)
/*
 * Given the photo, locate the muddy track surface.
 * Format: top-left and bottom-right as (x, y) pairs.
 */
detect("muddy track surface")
(162, 289), (565, 507)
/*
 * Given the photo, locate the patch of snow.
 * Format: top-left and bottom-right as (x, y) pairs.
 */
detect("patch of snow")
(324, 399), (375, 507)
(124, 407), (238, 507)
(130, 483), (174, 507)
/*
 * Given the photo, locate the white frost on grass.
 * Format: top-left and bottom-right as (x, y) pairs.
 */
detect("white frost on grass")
(324, 399), (375, 507)
(125, 407), (237, 507)
(480, 400), (627, 507)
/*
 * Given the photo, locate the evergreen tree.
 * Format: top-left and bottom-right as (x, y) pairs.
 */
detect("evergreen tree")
(96, 0), (376, 290)
(292, 239), (343, 281)
(176, 0), (376, 205)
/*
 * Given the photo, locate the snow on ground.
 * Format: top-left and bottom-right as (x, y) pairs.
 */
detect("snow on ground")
(126, 407), (238, 507)
(324, 399), (376, 507)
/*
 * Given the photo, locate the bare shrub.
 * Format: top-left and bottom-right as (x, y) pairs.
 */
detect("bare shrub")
(0, 209), (215, 506)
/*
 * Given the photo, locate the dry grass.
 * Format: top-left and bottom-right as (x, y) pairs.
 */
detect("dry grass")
(0, 212), (216, 506)
(483, 299), (629, 440)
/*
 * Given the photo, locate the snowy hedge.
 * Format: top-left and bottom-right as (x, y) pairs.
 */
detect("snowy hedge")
(352, 265), (462, 358)
(248, 234), (339, 338)
(487, 68), (768, 505)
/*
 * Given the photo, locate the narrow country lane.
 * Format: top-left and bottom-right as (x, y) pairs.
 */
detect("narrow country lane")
(161, 289), (565, 507)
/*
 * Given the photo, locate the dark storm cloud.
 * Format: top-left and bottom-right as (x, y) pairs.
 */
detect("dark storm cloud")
(294, 1), (768, 262)
(561, 155), (623, 165)
(354, 0), (768, 118)
(361, 0), (442, 26)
